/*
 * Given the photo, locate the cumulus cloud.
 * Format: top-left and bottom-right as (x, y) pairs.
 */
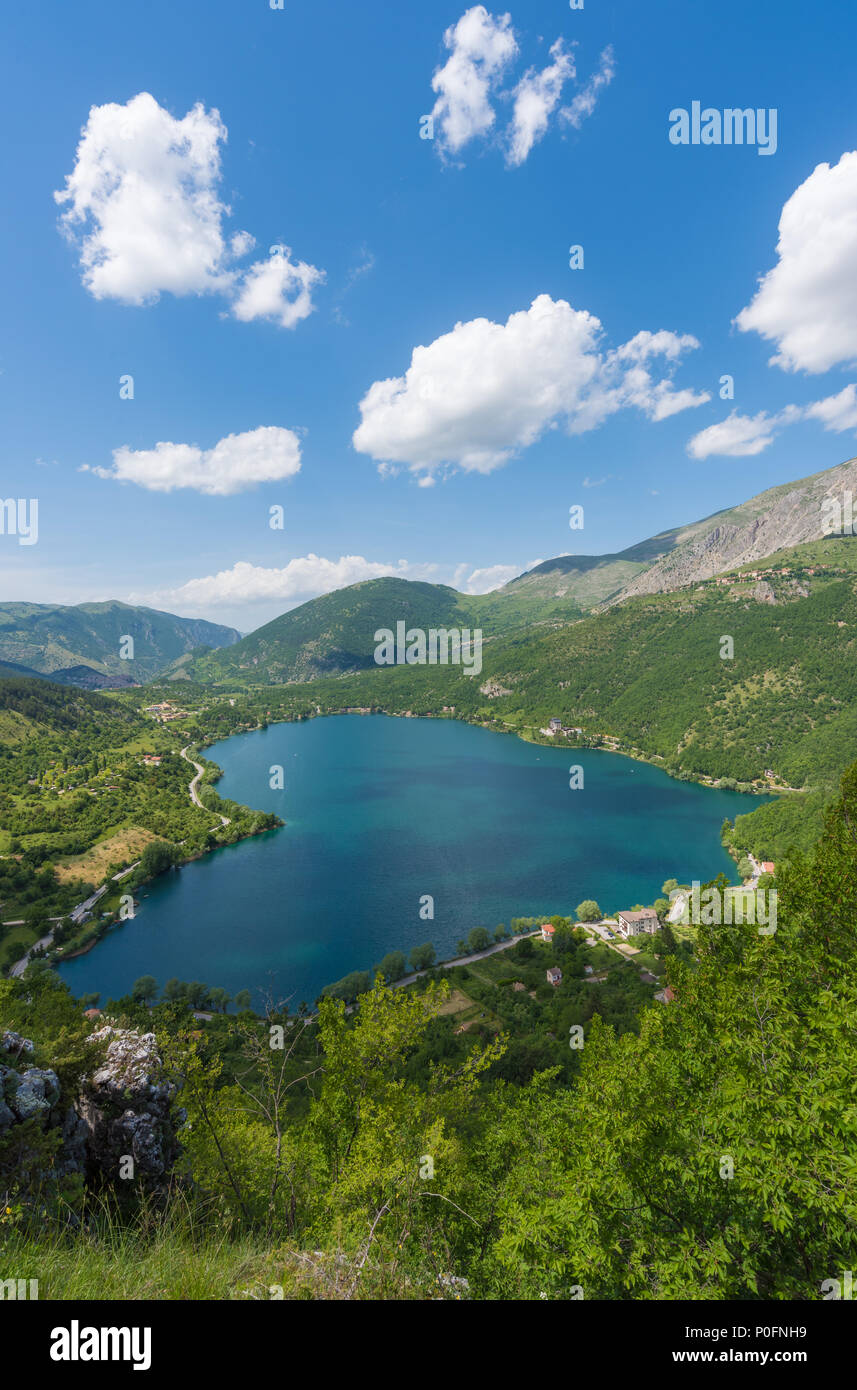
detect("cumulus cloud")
(87, 426), (302, 496)
(686, 411), (788, 460)
(805, 383), (857, 433)
(735, 151), (857, 373)
(429, 8), (612, 164)
(460, 561), (540, 592)
(688, 382), (857, 459)
(55, 92), (323, 325)
(135, 554), (532, 613)
(353, 295), (708, 480)
(431, 6), (518, 155)
(507, 39), (575, 167)
(231, 246), (326, 328)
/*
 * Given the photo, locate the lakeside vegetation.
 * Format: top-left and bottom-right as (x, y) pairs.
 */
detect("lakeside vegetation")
(3, 759), (856, 1299)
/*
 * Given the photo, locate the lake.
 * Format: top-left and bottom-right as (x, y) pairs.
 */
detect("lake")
(57, 714), (765, 1007)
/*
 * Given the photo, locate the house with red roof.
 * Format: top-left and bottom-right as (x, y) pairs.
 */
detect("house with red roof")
(540, 923), (556, 942)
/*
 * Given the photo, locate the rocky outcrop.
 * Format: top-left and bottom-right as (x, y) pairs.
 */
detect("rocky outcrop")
(0, 1024), (183, 1190)
(77, 1027), (184, 1180)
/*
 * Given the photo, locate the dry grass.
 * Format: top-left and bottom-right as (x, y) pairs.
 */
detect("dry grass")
(53, 826), (160, 884)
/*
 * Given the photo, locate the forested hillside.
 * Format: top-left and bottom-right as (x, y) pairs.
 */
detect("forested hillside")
(0, 600), (240, 684)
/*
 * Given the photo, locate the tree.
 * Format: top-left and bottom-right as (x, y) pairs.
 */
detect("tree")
(575, 900), (601, 923)
(493, 923), (508, 942)
(409, 942), (436, 973)
(653, 897), (670, 920)
(163, 977), (186, 1002)
(209, 986), (231, 1013)
(233, 989), (253, 1012)
(139, 841), (178, 879)
(467, 926), (491, 953)
(376, 950), (407, 982)
(661, 878), (679, 897)
(131, 974), (158, 1006)
(321, 971), (371, 1004)
(185, 981), (211, 1010)
(738, 857), (754, 881)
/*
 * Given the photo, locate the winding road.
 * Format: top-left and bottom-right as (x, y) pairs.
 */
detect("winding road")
(180, 746), (231, 827)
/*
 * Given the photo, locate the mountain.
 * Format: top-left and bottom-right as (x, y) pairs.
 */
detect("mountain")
(186, 579), (487, 685)
(184, 456), (857, 689)
(0, 601), (240, 685)
(504, 455), (857, 609)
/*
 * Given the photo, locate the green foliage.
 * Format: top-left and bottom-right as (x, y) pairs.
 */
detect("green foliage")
(408, 942), (436, 973)
(576, 900), (602, 923)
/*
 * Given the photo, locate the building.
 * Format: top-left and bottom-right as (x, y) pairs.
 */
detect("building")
(655, 986), (676, 1004)
(540, 923), (556, 943)
(761, 861), (775, 876)
(583, 964), (594, 976)
(549, 717), (562, 732)
(512, 981), (526, 992)
(616, 908), (660, 938)
(546, 967), (562, 987)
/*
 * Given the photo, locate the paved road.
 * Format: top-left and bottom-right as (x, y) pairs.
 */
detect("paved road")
(181, 746), (231, 827)
(7, 868), (139, 979)
(393, 930), (544, 988)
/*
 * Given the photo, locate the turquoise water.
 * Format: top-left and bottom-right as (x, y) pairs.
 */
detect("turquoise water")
(57, 715), (765, 1008)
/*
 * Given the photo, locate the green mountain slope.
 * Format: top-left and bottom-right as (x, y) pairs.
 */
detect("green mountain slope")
(0, 601), (240, 685)
(0, 674), (146, 747)
(187, 579), (493, 684)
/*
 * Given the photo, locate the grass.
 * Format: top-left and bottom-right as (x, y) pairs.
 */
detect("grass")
(53, 826), (159, 885)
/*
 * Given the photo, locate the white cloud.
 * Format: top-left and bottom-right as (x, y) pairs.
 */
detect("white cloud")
(560, 45), (615, 129)
(462, 561), (538, 591)
(136, 554), (535, 614)
(735, 151), (857, 373)
(429, 11), (613, 165)
(431, 6), (518, 156)
(231, 247), (326, 329)
(55, 92), (323, 324)
(88, 426), (302, 496)
(686, 406), (802, 460)
(687, 385), (857, 459)
(805, 383), (857, 433)
(507, 39), (575, 167)
(353, 295), (708, 480)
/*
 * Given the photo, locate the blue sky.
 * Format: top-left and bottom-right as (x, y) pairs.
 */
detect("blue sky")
(2, 0), (857, 631)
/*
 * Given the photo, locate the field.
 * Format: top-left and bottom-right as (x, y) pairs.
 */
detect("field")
(53, 826), (160, 885)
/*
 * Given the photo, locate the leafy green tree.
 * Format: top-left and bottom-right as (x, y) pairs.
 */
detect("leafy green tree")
(139, 841), (178, 879)
(209, 986), (231, 1013)
(376, 950), (407, 982)
(233, 989), (253, 1012)
(131, 974), (158, 1006)
(467, 926), (490, 952)
(575, 900), (602, 923)
(185, 981), (211, 1010)
(408, 942), (436, 973)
